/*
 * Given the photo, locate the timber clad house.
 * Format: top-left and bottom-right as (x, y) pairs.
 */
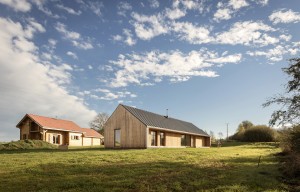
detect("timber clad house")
(104, 104), (211, 148)
(16, 114), (103, 146)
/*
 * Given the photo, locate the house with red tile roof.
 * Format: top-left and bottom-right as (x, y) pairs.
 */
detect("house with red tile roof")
(16, 114), (103, 146)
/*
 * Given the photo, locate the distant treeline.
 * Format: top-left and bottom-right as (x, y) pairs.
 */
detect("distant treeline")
(229, 121), (277, 142)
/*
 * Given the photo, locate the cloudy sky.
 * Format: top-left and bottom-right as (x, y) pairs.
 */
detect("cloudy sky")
(0, 0), (299, 141)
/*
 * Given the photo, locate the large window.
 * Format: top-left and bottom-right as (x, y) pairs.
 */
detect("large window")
(151, 131), (157, 146)
(114, 129), (121, 147)
(160, 132), (165, 146)
(181, 134), (191, 146)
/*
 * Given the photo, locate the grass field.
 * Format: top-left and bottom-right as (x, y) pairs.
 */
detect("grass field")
(0, 142), (287, 192)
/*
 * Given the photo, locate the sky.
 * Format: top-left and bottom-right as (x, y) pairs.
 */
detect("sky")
(0, 0), (300, 141)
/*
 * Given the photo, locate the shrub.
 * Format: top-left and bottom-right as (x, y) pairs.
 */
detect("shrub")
(279, 125), (300, 153)
(0, 140), (57, 150)
(243, 125), (276, 142)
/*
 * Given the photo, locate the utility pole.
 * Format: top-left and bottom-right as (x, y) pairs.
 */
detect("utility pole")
(226, 123), (229, 141)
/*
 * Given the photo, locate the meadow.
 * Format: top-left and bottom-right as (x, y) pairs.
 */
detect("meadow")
(0, 142), (287, 191)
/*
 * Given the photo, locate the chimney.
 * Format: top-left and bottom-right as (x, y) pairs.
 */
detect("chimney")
(164, 109), (168, 118)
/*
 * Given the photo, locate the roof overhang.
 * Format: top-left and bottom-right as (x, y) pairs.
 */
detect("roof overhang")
(147, 126), (210, 137)
(16, 114), (44, 128)
(43, 126), (82, 133)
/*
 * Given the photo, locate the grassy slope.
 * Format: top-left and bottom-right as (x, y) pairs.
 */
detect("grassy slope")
(0, 143), (287, 192)
(0, 140), (57, 150)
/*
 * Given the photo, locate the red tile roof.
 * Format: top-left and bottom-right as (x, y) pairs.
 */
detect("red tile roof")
(81, 128), (103, 138)
(16, 114), (104, 138)
(26, 114), (83, 132)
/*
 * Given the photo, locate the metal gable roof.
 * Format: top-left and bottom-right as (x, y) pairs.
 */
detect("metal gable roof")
(121, 104), (209, 137)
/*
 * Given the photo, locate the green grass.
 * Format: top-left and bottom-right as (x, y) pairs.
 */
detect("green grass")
(0, 142), (287, 191)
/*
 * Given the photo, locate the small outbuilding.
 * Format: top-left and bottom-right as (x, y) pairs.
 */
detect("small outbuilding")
(16, 114), (103, 147)
(104, 104), (210, 148)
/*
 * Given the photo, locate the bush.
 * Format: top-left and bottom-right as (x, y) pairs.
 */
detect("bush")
(0, 140), (57, 150)
(279, 125), (300, 153)
(243, 125), (276, 142)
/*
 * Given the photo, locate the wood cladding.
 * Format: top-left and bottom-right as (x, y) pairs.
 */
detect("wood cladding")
(104, 105), (147, 148)
(104, 105), (211, 148)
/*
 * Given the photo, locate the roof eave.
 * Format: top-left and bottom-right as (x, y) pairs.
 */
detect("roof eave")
(147, 126), (210, 137)
(43, 126), (82, 133)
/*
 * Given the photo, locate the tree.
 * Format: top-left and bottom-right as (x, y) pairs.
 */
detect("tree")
(263, 58), (300, 126)
(89, 113), (109, 135)
(209, 131), (216, 142)
(237, 120), (253, 132)
(218, 132), (223, 140)
(243, 125), (276, 142)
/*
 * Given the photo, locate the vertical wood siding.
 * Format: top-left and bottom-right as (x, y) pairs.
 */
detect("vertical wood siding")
(104, 105), (147, 148)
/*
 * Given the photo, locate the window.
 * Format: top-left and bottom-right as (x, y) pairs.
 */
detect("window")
(151, 131), (157, 146)
(52, 134), (60, 144)
(181, 135), (186, 146)
(160, 132), (165, 146)
(181, 134), (191, 146)
(114, 129), (121, 147)
(71, 135), (80, 140)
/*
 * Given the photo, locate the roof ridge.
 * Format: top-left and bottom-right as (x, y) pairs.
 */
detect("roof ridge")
(28, 114), (75, 123)
(121, 104), (194, 124)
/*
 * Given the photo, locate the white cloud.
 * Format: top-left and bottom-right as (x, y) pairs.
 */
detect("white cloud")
(255, 0), (269, 6)
(214, 8), (232, 21)
(131, 12), (168, 40)
(117, 1), (132, 17)
(172, 22), (212, 44)
(269, 9), (300, 24)
(71, 40), (93, 50)
(112, 35), (123, 41)
(88, 65), (93, 69)
(165, 8), (186, 20)
(112, 29), (136, 46)
(48, 39), (57, 47)
(109, 49), (242, 87)
(91, 89), (137, 100)
(0, 0), (31, 12)
(213, 0), (249, 22)
(32, 0), (60, 19)
(229, 0), (249, 10)
(87, 1), (103, 16)
(57, 4), (82, 15)
(0, 17), (97, 141)
(247, 42), (300, 62)
(55, 22), (80, 39)
(123, 29), (136, 46)
(215, 21), (277, 46)
(55, 22), (93, 50)
(149, 0), (159, 8)
(66, 51), (78, 59)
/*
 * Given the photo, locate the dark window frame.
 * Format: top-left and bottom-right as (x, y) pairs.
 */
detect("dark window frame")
(181, 134), (191, 146)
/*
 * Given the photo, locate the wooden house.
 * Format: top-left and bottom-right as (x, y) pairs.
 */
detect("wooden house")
(16, 114), (103, 146)
(104, 104), (211, 148)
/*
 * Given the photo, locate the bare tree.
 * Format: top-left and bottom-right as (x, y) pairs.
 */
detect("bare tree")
(89, 113), (109, 135)
(218, 132), (223, 140)
(209, 131), (216, 142)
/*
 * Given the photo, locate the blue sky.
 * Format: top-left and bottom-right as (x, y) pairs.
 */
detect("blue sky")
(0, 0), (300, 141)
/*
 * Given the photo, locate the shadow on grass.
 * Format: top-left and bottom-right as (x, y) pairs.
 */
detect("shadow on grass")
(1, 159), (285, 192)
(0, 147), (110, 154)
